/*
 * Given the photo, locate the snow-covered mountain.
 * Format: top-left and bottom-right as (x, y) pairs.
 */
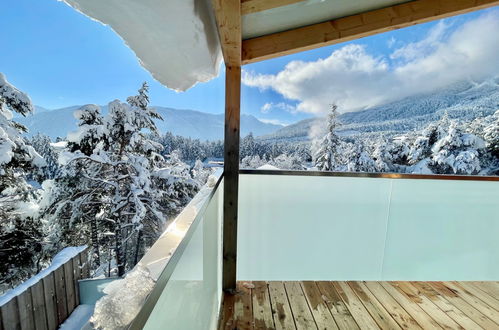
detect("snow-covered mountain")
(18, 106), (282, 141)
(262, 79), (499, 142)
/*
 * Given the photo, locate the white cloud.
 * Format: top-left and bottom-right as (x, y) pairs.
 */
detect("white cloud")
(258, 118), (288, 126)
(260, 102), (297, 114)
(242, 12), (499, 115)
(387, 36), (397, 48)
(390, 20), (450, 62)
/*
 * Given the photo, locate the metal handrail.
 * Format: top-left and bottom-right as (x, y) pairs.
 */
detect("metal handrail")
(239, 169), (499, 181)
(128, 172), (224, 329)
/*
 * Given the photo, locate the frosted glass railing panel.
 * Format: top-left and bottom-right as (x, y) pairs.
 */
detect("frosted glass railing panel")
(143, 184), (223, 330)
(382, 179), (499, 280)
(238, 174), (392, 280)
(238, 173), (499, 280)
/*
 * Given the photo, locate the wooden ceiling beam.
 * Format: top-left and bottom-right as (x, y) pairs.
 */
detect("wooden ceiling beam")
(241, 0), (305, 15)
(211, 0), (242, 67)
(242, 0), (499, 64)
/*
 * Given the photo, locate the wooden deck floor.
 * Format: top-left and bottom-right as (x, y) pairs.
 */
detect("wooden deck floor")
(219, 281), (499, 330)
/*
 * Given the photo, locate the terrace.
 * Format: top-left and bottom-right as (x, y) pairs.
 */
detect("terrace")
(127, 170), (499, 329)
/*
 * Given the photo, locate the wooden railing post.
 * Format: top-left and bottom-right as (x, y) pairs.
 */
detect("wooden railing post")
(222, 65), (241, 293)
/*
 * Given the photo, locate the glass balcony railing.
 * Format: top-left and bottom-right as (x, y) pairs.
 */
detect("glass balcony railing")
(131, 170), (498, 328)
(130, 175), (224, 330)
(238, 170), (499, 281)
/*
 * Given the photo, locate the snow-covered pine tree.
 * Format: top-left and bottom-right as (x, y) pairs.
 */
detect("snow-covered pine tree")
(344, 142), (376, 172)
(40, 104), (106, 267)
(371, 137), (393, 172)
(0, 73), (46, 290)
(314, 104), (341, 171)
(67, 104), (104, 155)
(42, 83), (199, 277)
(271, 153), (306, 170)
(241, 132), (257, 159)
(484, 110), (499, 158)
(29, 133), (60, 181)
(430, 120), (486, 174)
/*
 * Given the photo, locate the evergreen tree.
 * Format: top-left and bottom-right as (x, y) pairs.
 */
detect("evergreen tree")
(483, 110), (499, 158)
(372, 137), (393, 172)
(0, 73), (45, 289)
(344, 143), (376, 172)
(29, 133), (60, 181)
(240, 132), (257, 158)
(430, 121), (486, 174)
(41, 83), (199, 277)
(314, 104), (341, 171)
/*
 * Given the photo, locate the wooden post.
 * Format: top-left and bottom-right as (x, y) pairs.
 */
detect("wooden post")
(222, 65), (241, 293)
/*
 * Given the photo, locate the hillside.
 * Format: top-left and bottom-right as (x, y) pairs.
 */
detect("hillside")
(18, 106), (282, 141)
(261, 79), (499, 142)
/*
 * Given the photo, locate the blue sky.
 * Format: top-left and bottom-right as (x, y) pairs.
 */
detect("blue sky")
(1, 1), (497, 126)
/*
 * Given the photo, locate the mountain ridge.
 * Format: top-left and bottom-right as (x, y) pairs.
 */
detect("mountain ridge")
(261, 79), (499, 142)
(18, 106), (282, 141)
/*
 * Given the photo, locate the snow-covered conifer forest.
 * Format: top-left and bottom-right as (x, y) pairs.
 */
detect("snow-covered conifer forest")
(0, 76), (211, 293)
(0, 71), (498, 294)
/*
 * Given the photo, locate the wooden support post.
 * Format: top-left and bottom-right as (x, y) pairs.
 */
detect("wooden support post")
(223, 65), (241, 293)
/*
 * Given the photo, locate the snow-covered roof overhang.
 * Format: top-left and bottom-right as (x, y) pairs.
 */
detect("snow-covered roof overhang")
(60, 0), (222, 91)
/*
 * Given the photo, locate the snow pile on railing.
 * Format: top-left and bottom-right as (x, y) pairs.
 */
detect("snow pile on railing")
(0, 246), (87, 306)
(90, 266), (155, 329)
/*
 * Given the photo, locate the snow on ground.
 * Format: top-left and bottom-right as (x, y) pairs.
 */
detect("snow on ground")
(0, 246), (87, 306)
(59, 304), (94, 330)
(257, 164), (279, 170)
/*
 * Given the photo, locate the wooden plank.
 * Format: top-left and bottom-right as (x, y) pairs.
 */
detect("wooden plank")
(410, 282), (482, 330)
(379, 282), (442, 329)
(18, 288), (35, 330)
(72, 256), (81, 305)
(364, 282), (422, 330)
(441, 282), (499, 324)
(252, 281), (274, 329)
(1, 298), (21, 330)
(392, 282), (462, 330)
(31, 281), (48, 330)
(348, 282), (402, 330)
(219, 282), (253, 330)
(300, 281), (338, 330)
(471, 282), (499, 300)
(451, 282), (499, 311)
(219, 292), (236, 330)
(42, 274), (58, 330)
(0, 307), (3, 330)
(429, 282), (498, 330)
(211, 0), (241, 67)
(242, 0), (499, 64)
(316, 282), (359, 330)
(241, 0), (304, 15)
(221, 64), (241, 292)
(268, 282), (296, 330)
(63, 261), (76, 315)
(79, 250), (90, 279)
(234, 283), (253, 330)
(53, 267), (68, 324)
(333, 282), (380, 329)
(284, 281), (317, 330)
